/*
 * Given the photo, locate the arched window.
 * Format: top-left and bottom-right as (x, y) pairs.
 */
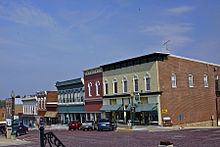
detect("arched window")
(113, 78), (118, 94)
(96, 81), (100, 96)
(171, 73), (176, 88)
(188, 74), (193, 87)
(104, 80), (108, 95)
(145, 73), (151, 91)
(133, 75), (138, 92)
(122, 76), (127, 93)
(88, 82), (92, 96)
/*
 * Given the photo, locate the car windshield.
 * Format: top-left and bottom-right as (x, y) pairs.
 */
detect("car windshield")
(99, 119), (109, 122)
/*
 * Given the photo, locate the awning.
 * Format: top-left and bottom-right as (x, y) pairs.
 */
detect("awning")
(44, 111), (57, 118)
(100, 104), (122, 112)
(127, 103), (156, 112)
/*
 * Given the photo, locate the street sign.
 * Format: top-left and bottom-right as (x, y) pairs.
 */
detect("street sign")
(134, 93), (140, 102)
(162, 109), (167, 113)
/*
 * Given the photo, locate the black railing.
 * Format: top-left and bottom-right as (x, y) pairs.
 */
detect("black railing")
(39, 126), (65, 147)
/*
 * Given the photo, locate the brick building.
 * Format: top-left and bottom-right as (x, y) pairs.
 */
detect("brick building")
(83, 67), (103, 121)
(98, 53), (220, 126)
(0, 107), (6, 122)
(36, 91), (58, 125)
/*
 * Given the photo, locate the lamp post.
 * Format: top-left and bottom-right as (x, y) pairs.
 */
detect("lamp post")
(11, 91), (15, 136)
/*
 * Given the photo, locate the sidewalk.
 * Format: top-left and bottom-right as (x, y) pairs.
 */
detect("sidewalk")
(0, 136), (29, 146)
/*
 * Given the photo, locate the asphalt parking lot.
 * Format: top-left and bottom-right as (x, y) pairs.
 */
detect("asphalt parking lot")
(2, 127), (220, 147)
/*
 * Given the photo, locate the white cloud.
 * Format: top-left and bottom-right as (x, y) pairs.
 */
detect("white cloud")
(0, 3), (56, 28)
(143, 24), (193, 47)
(168, 6), (194, 14)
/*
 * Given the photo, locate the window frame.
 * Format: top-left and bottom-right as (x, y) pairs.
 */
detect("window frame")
(104, 80), (108, 95)
(133, 75), (139, 92)
(96, 81), (100, 96)
(204, 74), (208, 87)
(113, 78), (118, 94)
(171, 73), (177, 88)
(122, 76), (128, 93)
(88, 82), (93, 96)
(188, 74), (194, 88)
(145, 73), (151, 91)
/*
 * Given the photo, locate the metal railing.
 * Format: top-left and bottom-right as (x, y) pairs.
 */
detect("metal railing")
(39, 126), (65, 147)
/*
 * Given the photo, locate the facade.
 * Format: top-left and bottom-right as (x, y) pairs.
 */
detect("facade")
(99, 53), (220, 126)
(36, 91), (58, 125)
(6, 98), (23, 126)
(0, 107), (6, 122)
(84, 67), (103, 121)
(21, 95), (38, 127)
(100, 53), (162, 125)
(56, 78), (85, 124)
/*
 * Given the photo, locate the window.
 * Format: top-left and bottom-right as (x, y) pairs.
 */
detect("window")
(188, 74), (194, 87)
(113, 78), (117, 94)
(215, 75), (219, 91)
(88, 82), (92, 96)
(204, 74), (208, 87)
(63, 93), (65, 103)
(104, 80), (108, 95)
(44, 98), (46, 109)
(145, 73), (151, 91)
(96, 81), (100, 96)
(171, 73), (176, 88)
(133, 75), (138, 92)
(38, 98), (40, 109)
(123, 77), (127, 93)
(69, 92), (72, 102)
(41, 98), (43, 109)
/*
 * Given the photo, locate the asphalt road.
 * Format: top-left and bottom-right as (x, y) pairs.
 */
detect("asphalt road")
(5, 128), (220, 147)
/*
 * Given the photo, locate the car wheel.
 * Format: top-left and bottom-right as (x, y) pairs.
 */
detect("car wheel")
(16, 132), (20, 137)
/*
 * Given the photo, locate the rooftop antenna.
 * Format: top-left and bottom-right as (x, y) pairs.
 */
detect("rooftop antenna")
(162, 40), (174, 53)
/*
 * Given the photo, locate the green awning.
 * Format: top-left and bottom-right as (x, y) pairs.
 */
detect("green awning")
(100, 104), (122, 112)
(127, 103), (156, 112)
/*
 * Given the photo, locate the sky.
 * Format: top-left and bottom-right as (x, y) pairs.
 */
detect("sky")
(0, 0), (220, 99)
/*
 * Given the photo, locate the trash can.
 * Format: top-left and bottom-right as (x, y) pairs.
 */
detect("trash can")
(6, 127), (12, 139)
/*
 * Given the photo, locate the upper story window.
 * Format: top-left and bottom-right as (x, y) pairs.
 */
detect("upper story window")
(113, 78), (118, 94)
(171, 73), (177, 88)
(104, 80), (108, 95)
(188, 74), (194, 87)
(133, 75), (138, 92)
(123, 77), (127, 93)
(63, 93), (65, 103)
(41, 98), (43, 109)
(204, 74), (208, 87)
(96, 81), (100, 96)
(88, 82), (92, 96)
(145, 73), (151, 91)
(215, 75), (219, 91)
(44, 97), (46, 109)
(38, 98), (40, 109)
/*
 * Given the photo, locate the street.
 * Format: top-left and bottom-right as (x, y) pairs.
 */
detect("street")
(3, 128), (218, 147)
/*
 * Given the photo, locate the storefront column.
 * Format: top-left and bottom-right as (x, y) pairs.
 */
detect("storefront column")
(74, 114), (76, 121)
(95, 113), (97, 121)
(90, 113), (94, 121)
(80, 114), (83, 123)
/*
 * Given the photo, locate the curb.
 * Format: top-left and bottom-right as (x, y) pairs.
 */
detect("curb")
(116, 128), (132, 131)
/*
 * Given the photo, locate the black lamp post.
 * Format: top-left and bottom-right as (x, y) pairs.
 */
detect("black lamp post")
(11, 91), (15, 136)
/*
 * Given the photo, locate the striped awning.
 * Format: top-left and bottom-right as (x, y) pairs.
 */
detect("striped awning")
(44, 111), (57, 118)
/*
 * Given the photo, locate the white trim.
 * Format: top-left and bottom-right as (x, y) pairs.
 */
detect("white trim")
(170, 54), (220, 67)
(96, 81), (100, 96)
(58, 102), (84, 105)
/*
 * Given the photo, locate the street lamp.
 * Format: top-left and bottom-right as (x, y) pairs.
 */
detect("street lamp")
(11, 90), (15, 136)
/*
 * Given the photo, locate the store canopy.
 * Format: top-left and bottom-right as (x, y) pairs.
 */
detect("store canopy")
(44, 111), (57, 118)
(127, 103), (156, 112)
(100, 104), (122, 112)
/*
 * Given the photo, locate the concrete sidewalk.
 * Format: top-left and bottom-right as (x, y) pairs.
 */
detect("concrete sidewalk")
(0, 136), (29, 146)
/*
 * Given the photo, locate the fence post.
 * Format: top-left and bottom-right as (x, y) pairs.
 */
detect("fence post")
(39, 126), (45, 147)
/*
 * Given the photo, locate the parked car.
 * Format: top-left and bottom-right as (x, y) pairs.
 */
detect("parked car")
(69, 121), (81, 130)
(81, 120), (95, 131)
(97, 118), (115, 131)
(13, 123), (28, 137)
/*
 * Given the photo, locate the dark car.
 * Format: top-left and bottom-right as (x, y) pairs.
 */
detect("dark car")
(69, 121), (81, 130)
(13, 124), (28, 137)
(0, 124), (6, 134)
(97, 118), (115, 131)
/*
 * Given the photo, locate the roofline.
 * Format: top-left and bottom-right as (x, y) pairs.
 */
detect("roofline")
(82, 66), (102, 72)
(100, 52), (169, 68)
(169, 54), (220, 67)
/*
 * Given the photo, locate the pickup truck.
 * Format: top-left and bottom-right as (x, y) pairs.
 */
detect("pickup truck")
(81, 120), (96, 131)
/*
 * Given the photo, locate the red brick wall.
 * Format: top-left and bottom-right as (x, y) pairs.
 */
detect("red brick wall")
(84, 72), (103, 98)
(158, 56), (220, 125)
(85, 101), (103, 112)
(47, 91), (58, 102)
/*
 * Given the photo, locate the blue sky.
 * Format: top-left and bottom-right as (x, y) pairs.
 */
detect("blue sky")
(0, 0), (219, 99)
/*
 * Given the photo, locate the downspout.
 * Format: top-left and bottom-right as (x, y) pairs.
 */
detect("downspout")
(156, 61), (162, 126)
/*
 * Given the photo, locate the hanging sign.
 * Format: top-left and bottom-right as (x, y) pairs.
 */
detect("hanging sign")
(162, 109), (167, 113)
